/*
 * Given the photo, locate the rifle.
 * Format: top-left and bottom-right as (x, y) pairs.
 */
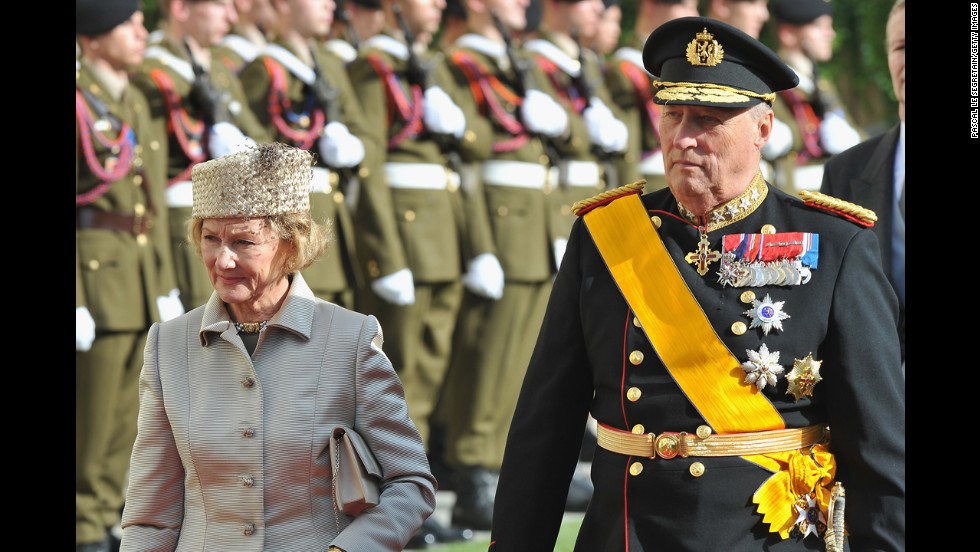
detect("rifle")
(184, 38), (231, 125)
(391, 3), (463, 173)
(491, 9), (559, 166)
(570, 27), (618, 189)
(309, 45), (341, 122)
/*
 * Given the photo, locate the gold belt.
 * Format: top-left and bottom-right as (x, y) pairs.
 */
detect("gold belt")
(596, 423), (826, 459)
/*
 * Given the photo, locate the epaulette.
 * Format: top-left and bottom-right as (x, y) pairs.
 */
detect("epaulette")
(572, 180), (646, 216)
(799, 191), (877, 228)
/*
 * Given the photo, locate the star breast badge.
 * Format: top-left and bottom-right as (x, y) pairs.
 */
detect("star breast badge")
(786, 353), (823, 401)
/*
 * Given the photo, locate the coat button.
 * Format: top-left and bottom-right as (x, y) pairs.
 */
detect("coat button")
(689, 462), (705, 477)
(497, 205), (509, 217)
(650, 215), (662, 228)
(631, 424), (645, 434)
(740, 291), (756, 304)
(632, 316), (641, 328)
(731, 321), (747, 335)
(696, 425), (712, 439)
(88, 259), (100, 270)
(243, 427), (255, 437)
(404, 210), (416, 222)
(629, 461), (644, 476)
(628, 350), (644, 365)
(761, 224), (776, 234)
(242, 475), (254, 487)
(626, 387), (642, 402)
(242, 376), (256, 388)
(243, 523), (255, 536)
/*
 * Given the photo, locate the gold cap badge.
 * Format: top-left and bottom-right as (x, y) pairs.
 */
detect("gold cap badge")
(686, 28), (725, 67)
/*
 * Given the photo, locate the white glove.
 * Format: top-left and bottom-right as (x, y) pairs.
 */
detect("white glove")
(583, 97), (628, 153)
(208, 121), (256, 158)
(319, 121), (365, 168)
(371, 268), (416, 306)
(462, 253), (505, 300)
(423, 86), (466, 138)
(156, 288), (185, 322)
(819, 110), (861, 155)
(553, 237), (568, 270)
(761, 116), (793, 160)
(521, 89), (569, 138)
(76, 306), (96, 352)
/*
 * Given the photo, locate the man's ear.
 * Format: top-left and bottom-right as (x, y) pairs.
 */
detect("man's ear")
(756, 107), (774, 149)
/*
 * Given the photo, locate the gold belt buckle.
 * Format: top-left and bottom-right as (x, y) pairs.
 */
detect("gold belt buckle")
(653, 432), (686, 459)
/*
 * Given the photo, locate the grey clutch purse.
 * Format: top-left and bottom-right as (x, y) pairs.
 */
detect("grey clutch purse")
(329, 426), (381, 516)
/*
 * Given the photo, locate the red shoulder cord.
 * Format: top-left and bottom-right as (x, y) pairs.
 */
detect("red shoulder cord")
(778, 88), (824, 164)
(450, 51), (529, 153)
(365, 53), (424, 149)
(262, 57), (325, 150)
(148, 68), (207, 185)
(75, 89), (136, 205)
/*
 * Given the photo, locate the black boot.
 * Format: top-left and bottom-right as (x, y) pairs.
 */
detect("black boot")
(451, 465), (497, 531)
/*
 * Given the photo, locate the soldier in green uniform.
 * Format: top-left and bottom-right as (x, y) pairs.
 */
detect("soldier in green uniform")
(76, 1), (180, 550)
(438, 0), (577, 531)
(238, 0), (383, 309)
(605, 0), (699, 192)
(132, 0), (272, 311)
(767, 0), (863, 194)
(524, 0), (628, 266)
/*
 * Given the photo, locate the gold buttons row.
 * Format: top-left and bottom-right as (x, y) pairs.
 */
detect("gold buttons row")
(629, 460), (706, 478)
(730, 291), (758, 335)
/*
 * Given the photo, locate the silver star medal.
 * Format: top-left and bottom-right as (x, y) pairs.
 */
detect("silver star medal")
(743, 293), (790, 335)
(741, 344), (785, 390)
(793, 492), (827, 541)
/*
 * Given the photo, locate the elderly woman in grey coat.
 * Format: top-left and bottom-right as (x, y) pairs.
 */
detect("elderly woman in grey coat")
(120, 143), (436, 552)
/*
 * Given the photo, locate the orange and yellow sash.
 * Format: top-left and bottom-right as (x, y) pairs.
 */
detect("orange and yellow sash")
(583, 192), (836, 539)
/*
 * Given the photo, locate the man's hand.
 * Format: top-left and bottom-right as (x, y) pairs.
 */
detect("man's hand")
(319, 122), (365, 168)
(522, 89), (569, 138)
(156, 289), (185, 322)
(462, 253), (505, 300)
(371, 268), (416, 305)
(208, 122), (254, 159)
(583, 97), (628, 153)
(76, 306), (96, 352)
(423, 86), (466, 138)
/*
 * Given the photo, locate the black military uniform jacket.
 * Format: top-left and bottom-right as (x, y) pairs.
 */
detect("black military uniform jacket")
(490, 181), (905, 551)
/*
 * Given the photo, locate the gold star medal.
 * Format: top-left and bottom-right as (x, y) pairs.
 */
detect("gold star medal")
(786, 353), (823, 401)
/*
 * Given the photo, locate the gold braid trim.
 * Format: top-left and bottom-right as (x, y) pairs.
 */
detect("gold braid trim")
(799, 191), (878, 227)
(572, 180), (646, 216)
(654, 81), (776, 104)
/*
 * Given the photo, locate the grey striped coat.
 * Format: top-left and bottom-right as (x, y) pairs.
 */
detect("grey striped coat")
(121, 273), (436, 551)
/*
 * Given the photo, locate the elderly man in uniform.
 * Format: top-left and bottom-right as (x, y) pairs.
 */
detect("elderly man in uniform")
(489, 16), (905, 552)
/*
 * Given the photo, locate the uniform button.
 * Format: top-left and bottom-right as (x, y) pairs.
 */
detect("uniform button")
(404, 210), (416, 222)
(89, 83), (100, 94)
(136, 234), (148, 246)
(629, 461), (644, 476)
(497, 205), (509, 217)
(731, 321), (747, 335)
(330, 171), (340, 186)
(740, 291), (756, 304)
(367, 260), (380, 278)
(242, 376), (256, 388)
(133, 174), (143, 186)
(626, 387), (642, 402)
(243, 523), (255, 536)
(228, 100), (241, 116)
(650, 215), (661, 228)
(696, 425), (712, 439)
(88, 259), (100, 271)
(134, 203), (146, 216)
(299, 114), (311, 127)
(243, 427), (255, 437)
(359, 166), (370, 179)
(631, 424), (645, 434)
(539, 154), (549, 165)
(689, 462), (705, 477)
(464, 129), (476, 142)
(242, 475), (254, 487)
(761, 224), (776, 234)
(333, 191), (344, 203)
(150, 140), (161, 151)
(628, 350), (644, 365)
(133, 156), (143, 168)
(632, 316), (641, 328)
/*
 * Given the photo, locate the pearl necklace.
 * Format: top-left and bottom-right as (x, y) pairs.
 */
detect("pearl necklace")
(234, 321), (269, 334)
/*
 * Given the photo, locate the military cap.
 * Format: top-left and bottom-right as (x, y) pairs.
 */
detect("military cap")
(444, 0), (467, 20)
(769, 0), (834, 25)
(643, 16), (799, 108)
(76, 0), (139, 36)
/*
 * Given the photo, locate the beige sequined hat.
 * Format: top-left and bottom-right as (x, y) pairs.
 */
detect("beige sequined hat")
(191, 143), (313, 219)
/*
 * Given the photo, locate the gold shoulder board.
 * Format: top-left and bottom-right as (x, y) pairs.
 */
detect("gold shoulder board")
(572, 180), (646, 217)
(798, 191), (878, 228)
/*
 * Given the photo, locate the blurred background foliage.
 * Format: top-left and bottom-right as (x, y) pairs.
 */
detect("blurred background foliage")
(136, 0), (897, 139)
